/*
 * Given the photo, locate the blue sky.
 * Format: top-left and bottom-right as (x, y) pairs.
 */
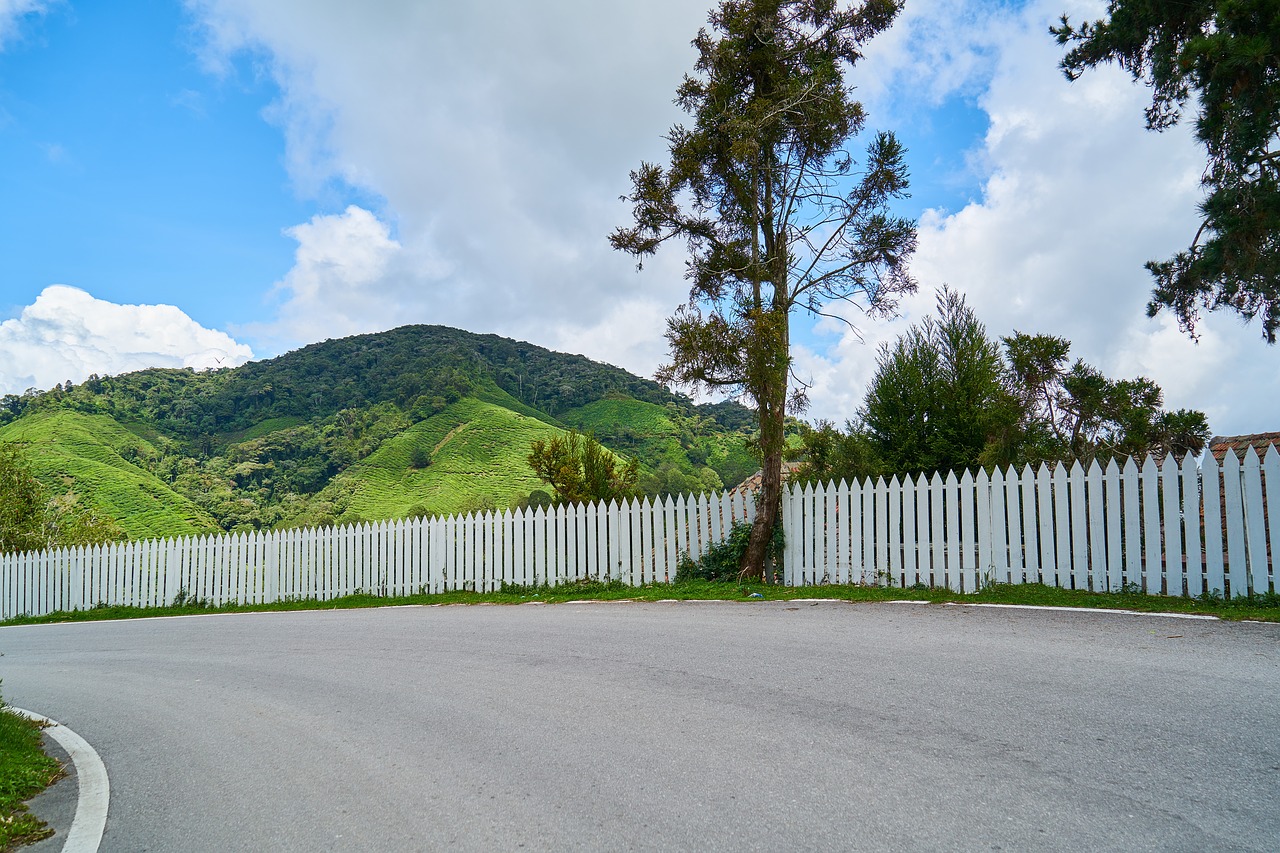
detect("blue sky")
(0, 0), (1275, 435)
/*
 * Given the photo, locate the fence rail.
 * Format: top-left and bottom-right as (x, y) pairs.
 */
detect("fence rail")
(2, 448), (1276, 620)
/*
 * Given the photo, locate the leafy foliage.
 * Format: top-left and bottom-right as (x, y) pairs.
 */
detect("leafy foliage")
(789, 419), (880, 485)
(528, 430), (641, 506)
(612, 0), (916, 579)
(793, 291), (1212, 482)
(1053, 0), (1280, 342)
(676, 521), (784, 583)
(863, 288), (1018, 476)
(0, 439), (120, 553)
(1003, 332), (1211, 463)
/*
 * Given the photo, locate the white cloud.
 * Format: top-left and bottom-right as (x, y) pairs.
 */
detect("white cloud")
(187, 0), (707, 375)
(801, 0), (1279, 438)
(184, 0), (1275, 437)
(0, 285), (253, 395)
(0, 1), (48, 48)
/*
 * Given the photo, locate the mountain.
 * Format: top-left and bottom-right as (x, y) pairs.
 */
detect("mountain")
(0, 325), (759, 539)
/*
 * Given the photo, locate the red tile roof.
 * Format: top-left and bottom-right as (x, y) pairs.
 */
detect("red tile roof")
(1208, 432), (1280, 461)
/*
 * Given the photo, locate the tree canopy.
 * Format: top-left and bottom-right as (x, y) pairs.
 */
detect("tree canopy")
(862, 288), (1017, 476)
(1053, 0), (1280, 343)
(612, 0), (915, 579)
(790, 291), (1212, 484)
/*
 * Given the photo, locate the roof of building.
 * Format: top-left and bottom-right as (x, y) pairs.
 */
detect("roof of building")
(730, 462), (804, 497)
(1208, 432), (1280, 461)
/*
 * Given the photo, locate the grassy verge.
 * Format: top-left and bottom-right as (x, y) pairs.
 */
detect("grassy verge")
(3, 580), (1278, 627)
(0, 690), (62, 850)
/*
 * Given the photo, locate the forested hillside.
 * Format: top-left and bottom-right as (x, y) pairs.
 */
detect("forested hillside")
(0, 326), (757, 540)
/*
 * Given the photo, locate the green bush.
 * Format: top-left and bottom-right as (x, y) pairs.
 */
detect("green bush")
(676, 521), (784, 583)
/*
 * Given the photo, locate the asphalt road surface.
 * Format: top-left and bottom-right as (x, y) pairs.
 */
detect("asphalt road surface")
(2, 601), (1278, 852)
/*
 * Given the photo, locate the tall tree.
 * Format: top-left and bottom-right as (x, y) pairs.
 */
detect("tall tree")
(611, 0), (917, 580)
(1053, 1), (1280, 343)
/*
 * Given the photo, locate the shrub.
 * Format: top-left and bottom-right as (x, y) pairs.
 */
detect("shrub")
(676, 521), (784, 584)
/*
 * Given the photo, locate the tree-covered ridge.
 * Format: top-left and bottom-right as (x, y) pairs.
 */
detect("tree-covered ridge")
(1, 325), (694, 435)
(0, 325), (759, 546)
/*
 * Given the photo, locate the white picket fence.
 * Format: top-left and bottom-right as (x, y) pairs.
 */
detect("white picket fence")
(2, 448), (1277, 620)
(785, 447), (1278, 598)
(1, 490), (758, 620)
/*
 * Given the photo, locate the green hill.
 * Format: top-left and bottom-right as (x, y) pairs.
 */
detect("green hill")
(0, 325), (760, 541)
(0, 411), (218, 540)
(298, 398), (568, 523)
(560, 397), (758, 493)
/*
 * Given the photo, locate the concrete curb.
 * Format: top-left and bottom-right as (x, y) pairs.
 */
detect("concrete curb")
(13, 709), (108, 853)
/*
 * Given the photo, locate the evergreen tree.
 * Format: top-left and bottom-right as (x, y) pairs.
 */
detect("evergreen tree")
(1053, 0), (1280, 342)
(612, 0), (916, 580)
(862, 288), (1016, 475)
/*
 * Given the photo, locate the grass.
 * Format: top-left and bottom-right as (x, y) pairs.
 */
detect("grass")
(4, 580), (1277, 627)
(0, 410), (218, 540)
(315, 397), (569, 519)
(0, 690), (62, 850)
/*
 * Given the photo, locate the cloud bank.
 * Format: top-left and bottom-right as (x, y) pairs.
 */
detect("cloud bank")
(180, 0), (1273, 436)
(0, 285), (253, 395)
(190, 0), (705, 371)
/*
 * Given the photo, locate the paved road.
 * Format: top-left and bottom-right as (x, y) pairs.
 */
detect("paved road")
(2, 601), (1278, 852)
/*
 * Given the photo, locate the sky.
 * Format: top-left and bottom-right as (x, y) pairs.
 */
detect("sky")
(0, 0), (1275, 437)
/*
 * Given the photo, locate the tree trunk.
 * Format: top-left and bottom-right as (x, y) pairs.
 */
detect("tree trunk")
(740, 306), (789, 583)
(739, 420), (783, 583)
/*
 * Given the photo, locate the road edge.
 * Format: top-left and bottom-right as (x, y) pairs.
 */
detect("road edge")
(12, 709), (108, 853)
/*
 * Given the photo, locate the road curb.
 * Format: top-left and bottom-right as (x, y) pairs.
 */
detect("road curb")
(13, 709), (108, 853)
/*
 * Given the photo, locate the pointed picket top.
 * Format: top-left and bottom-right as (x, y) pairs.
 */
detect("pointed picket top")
(1242, 444), (1262, 474)
(1266, 442), (1280, 467)
(1104, 456), (1120, 478)
(928, 471), (942, 488)
(961, 469), (975, 489)
(1121, 455), (1138, 477)
(534, 505), (547, 525)
(1160, 452), (1179, 478)
(977, 467), (991, 489)
(944, 469), (959, 489)
(876, 475), (888, 490)
(1141, 454), (1159, 477)
(1084, 457), (1101, 478)
(1220, 447), (1241, 488)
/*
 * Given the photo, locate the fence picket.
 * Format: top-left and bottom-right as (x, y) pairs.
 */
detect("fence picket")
(1265, 445), (1280, 594)
(1036, 464), (1055, 586)
(1161, 454), (1183, 596)
(1242, 449), (1268, 596)
(1221, 452), (1247, 598)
